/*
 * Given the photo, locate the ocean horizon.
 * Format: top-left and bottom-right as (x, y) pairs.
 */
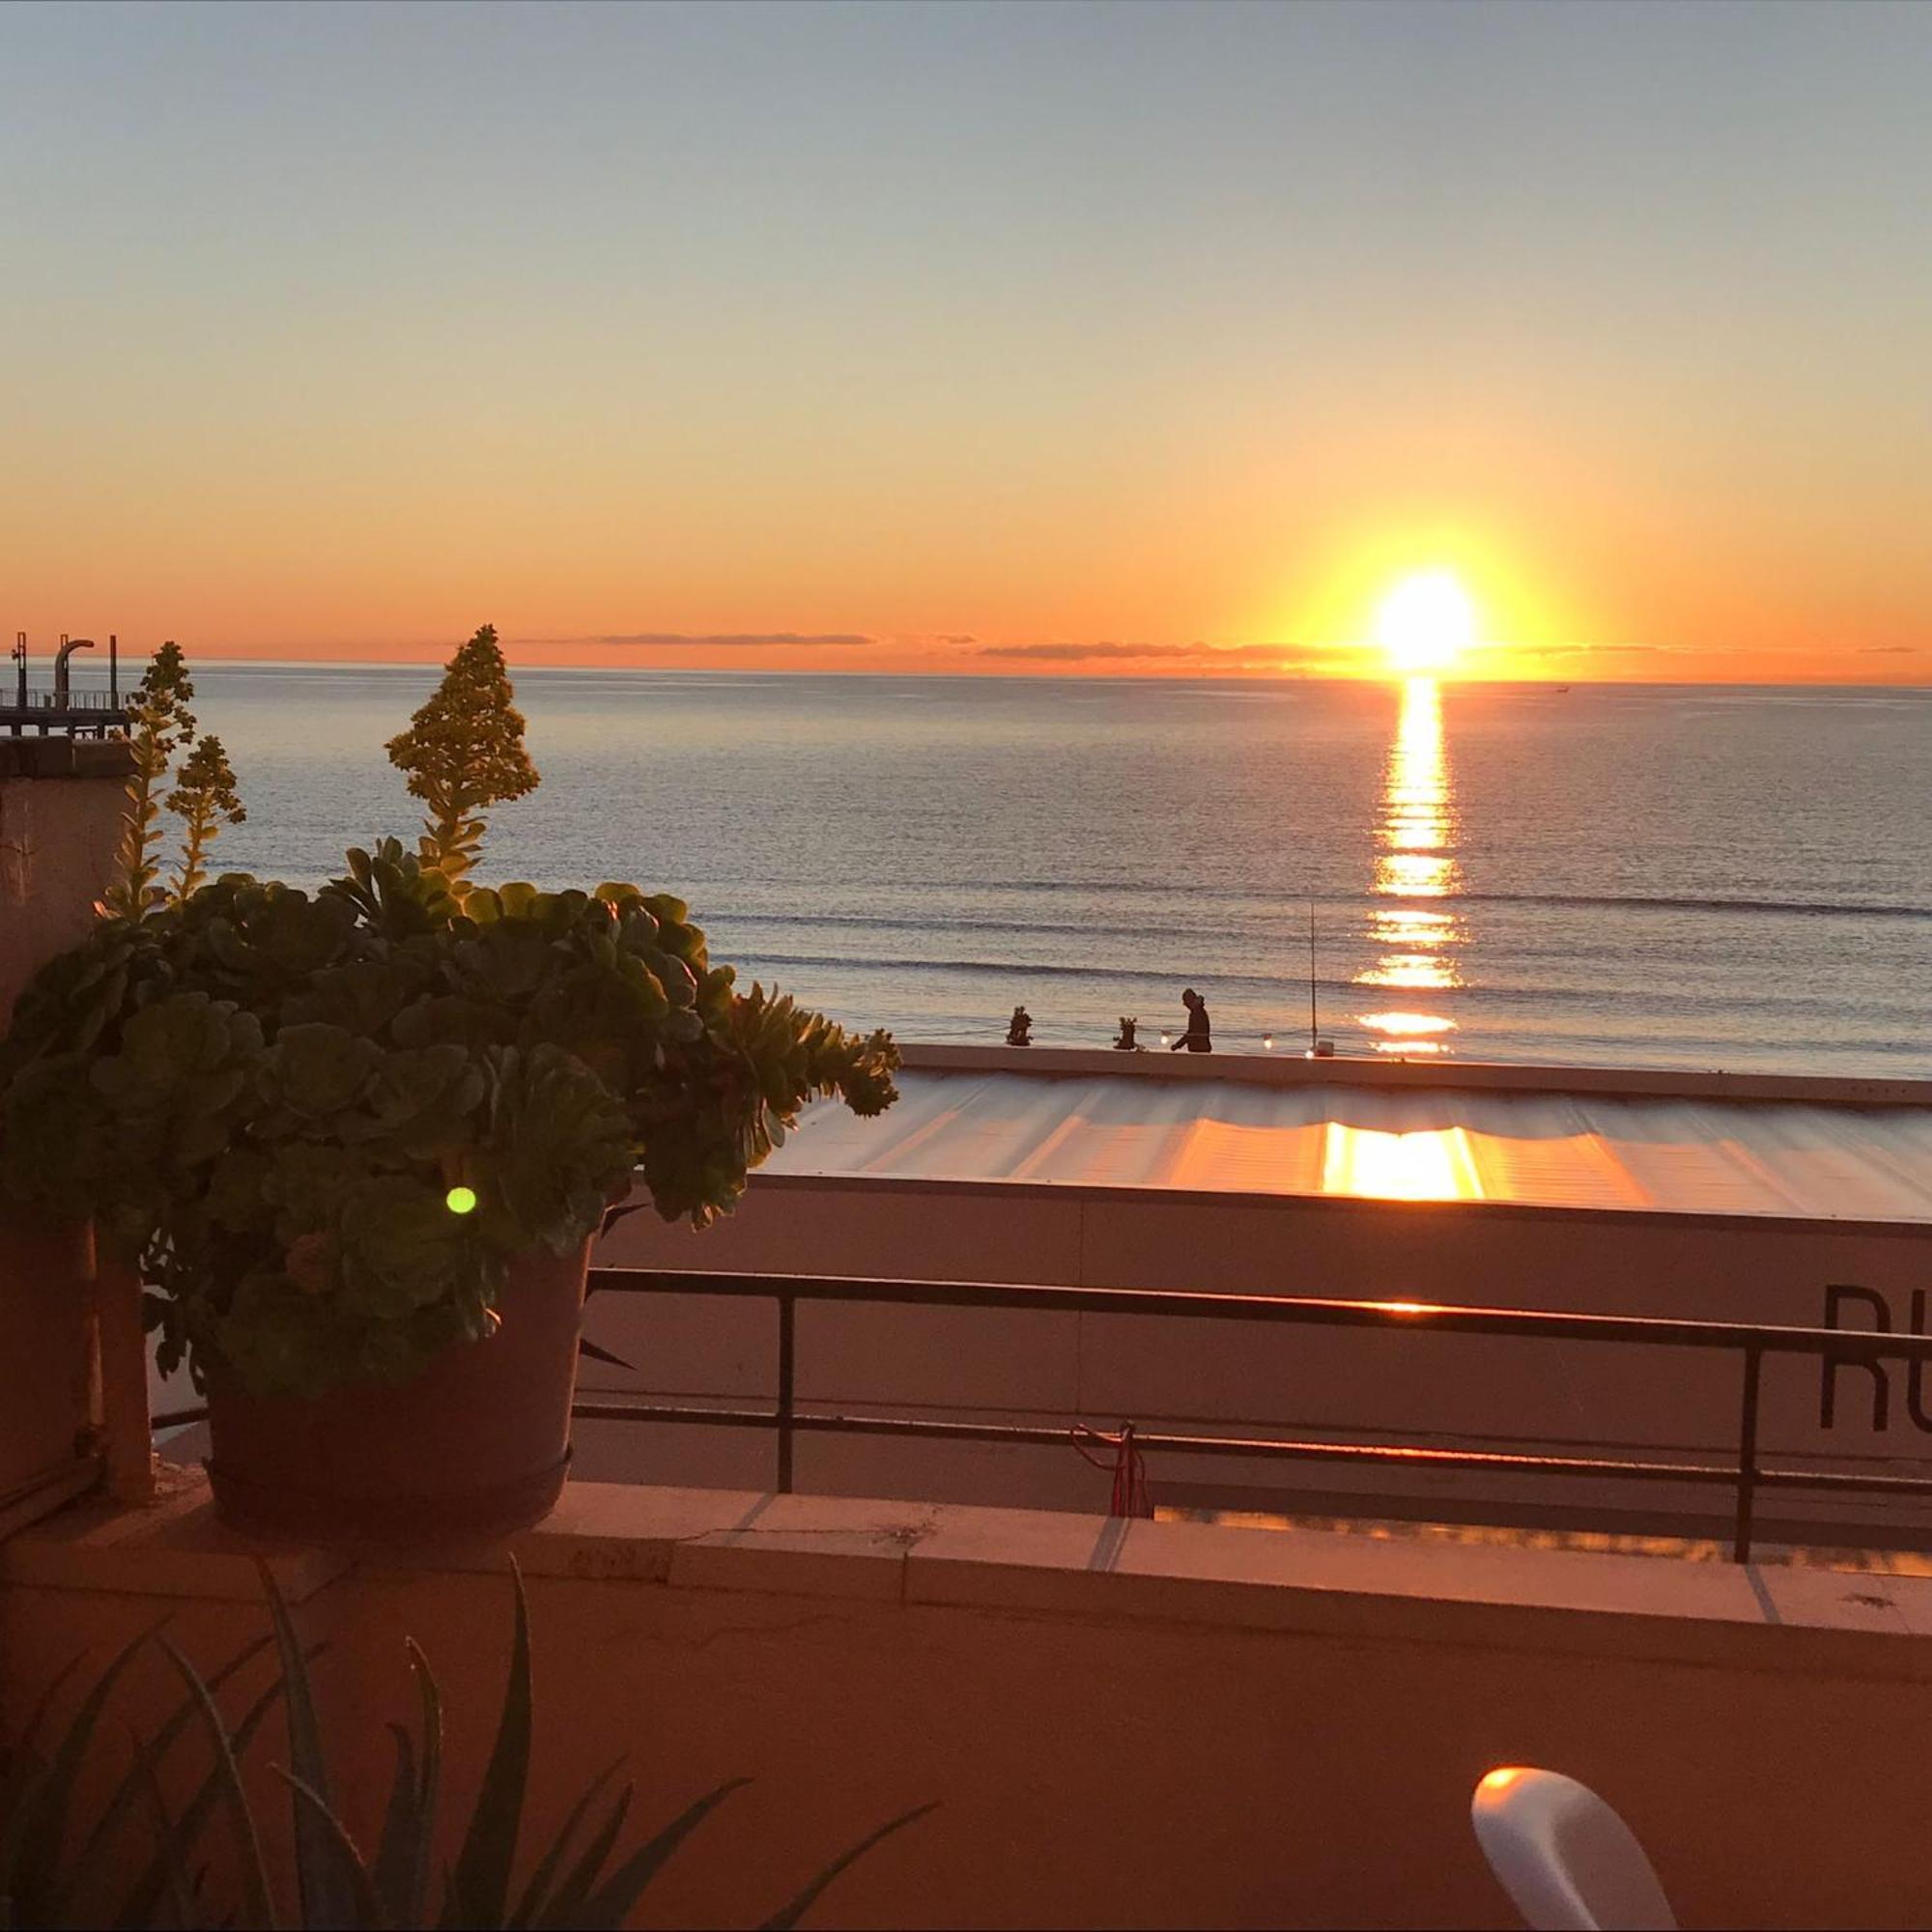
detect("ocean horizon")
(152, 661), (1930, 1079)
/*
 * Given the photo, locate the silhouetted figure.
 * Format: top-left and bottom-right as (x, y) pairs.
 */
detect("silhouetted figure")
(1169, 987), (1211, 1053)
(1113, 1016), (1140, 1051)
(1006, 1005), (1034, 1047)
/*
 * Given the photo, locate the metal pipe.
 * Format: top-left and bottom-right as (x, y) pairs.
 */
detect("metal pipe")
(587, 1267), (1932, 1361)
(569, 1401), (1742, 1483)
(1734, 1344), (1763, 1562)
(53, 636), (95, 710)
(1308, 897), (1319, 1053)
(777, 1292), (796, 1493)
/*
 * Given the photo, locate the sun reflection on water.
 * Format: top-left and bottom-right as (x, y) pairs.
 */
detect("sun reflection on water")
(1357, 678), (1466, 1054)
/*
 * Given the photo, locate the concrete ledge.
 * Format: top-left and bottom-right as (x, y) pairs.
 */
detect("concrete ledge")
(0, 1467), (349, 1605)
(11, 1475), (1932, 1927)
(14, 1472), (1932, 1679)
(899, 1040), (1932, 1108)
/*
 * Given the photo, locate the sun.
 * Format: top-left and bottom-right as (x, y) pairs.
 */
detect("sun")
(1373, 571), (1478, 674)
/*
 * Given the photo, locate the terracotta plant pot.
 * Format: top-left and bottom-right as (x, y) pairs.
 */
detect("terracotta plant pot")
(205, 1238), (591, 1544)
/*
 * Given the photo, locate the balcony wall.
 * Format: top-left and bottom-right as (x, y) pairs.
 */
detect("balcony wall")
(0, 737), (135, 1528)
(5, 1474), (1932, 1929)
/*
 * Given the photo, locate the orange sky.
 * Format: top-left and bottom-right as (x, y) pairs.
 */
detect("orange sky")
(15, 490), (1928, 684)
(16, 502), (1922, 683)
(4, 5), (1929, 687)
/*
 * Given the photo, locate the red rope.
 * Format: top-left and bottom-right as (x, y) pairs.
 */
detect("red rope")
(1070, 1421), (1153, 1519)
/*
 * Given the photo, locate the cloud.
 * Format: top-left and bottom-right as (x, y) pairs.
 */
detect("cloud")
(978, 639), (1337, 668)
(1859, 644), (1921, 655)
(1513, 641), (1757, 659)
(980, 641), (1201, 662)
(531, 632), (874, 648)
(1212, 643), (1338, 667)
(936, 634), (978, 646)
(1515, 641), (1665, 658)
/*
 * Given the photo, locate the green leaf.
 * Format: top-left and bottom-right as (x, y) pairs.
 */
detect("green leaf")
(257, 1561), (352, 1932)
(278, 1771), (386, 1931)
(570, 1779), (752, 1932)
(110, 1666), (292, 1931)
(8, 1622), (163, 1913)
(379, 1640), (442, 1932)
(155, 1637), (276, 1931)
(577, 1337), (634, 1372)
(504, 1758), (624, 1929)
(336, 1176), (473, 1317)
(5, 1647), (88, 1776)
(128, 1732), (200, 1932)
(0, 1656), (80, 1900)
(66, 1630), (280, 1918)
(526, 1785), (631, 1932)
(0, 1760), (51, 1913)
(370, 1725), (421, 1931)
(756, 1803), (939, 1931)
(445, 1562), (533, 1929)
(262, 1023), (382, 1120)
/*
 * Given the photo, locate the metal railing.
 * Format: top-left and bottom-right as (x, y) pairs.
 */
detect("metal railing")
(5, 689), (124, 711)
(150, 1270), (1932, 1562)
(574, 1268), (1932, 1564)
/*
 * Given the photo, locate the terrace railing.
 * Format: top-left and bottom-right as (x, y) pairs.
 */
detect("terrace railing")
(8, 689), (124, 710)
(574, 1269), (1932, 1564)
(155, 1269), (1932, 1564)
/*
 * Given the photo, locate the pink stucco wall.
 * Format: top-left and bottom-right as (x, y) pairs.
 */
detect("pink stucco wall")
(0, 740), (131, 1512)
(5, 1478), (1932, 1930)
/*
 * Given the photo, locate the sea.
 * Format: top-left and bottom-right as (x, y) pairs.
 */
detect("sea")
(174, 664), (1931, 1078)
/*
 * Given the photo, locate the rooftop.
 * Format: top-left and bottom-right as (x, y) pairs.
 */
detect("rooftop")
(770, 1045), (1932, 1223)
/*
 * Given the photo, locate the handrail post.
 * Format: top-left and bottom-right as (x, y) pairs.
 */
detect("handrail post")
(776, 1290), (796, 1494)
(1734, 1344), (1763, 1563)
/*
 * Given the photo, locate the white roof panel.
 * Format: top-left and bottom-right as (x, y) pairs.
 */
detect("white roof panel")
(770, 1070), (1932, 1224)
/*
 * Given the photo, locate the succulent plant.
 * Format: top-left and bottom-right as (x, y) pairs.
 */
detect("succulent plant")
(102, 640), (198, 921)
(384, 624), (539, 894)
(0, 637), (899, 1401)
(0, 1562), (930, 1930)
(165, 733), (246, 904)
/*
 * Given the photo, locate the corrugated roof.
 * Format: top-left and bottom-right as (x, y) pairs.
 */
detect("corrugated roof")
(770, 1070), (1932, 1223)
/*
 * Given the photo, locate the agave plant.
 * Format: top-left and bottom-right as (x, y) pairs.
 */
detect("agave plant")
(0, 1622), (292, 1930)
(0, 1562), (930, 1931)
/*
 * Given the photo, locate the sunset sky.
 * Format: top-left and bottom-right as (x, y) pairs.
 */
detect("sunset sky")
(4, 0), (1928, 681)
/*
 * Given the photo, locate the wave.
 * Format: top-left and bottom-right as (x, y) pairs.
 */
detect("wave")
(1449, 891), (1932, 921)
(712, 891), (1932, 930)
(730, 951), (1926, 1020)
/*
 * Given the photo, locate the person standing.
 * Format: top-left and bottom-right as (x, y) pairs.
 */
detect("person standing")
(1170, 987), (1211, 1053)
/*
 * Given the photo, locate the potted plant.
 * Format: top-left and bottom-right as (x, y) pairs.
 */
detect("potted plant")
(0, 629), (898, 1542)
